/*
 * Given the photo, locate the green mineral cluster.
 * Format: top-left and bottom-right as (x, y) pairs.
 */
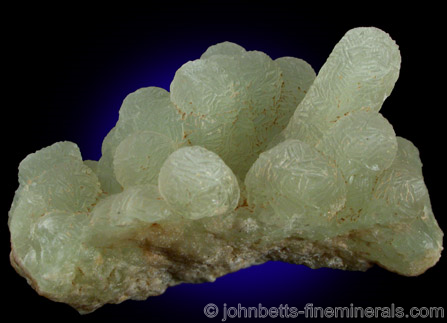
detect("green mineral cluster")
(8, 27), (443, 314)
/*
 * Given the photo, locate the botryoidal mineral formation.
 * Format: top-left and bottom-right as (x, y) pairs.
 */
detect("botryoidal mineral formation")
(9, 27), (443, 313)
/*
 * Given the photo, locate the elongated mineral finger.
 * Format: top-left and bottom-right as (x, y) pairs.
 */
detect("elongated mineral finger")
(283, 27), (401, 145)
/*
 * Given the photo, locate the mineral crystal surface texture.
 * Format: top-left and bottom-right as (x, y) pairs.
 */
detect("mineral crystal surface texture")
(8, 27), (443, 314)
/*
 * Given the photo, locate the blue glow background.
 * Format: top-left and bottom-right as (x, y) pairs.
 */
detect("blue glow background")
(4, 2), (446, 322)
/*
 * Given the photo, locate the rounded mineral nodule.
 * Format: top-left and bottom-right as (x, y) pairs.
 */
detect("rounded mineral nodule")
(158, 146), (240, 219)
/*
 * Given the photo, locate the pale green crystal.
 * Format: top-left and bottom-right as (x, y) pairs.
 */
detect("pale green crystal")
(245, 139), (346, 238)
(98, 87), (185, 194)
(9, 142), (101, 301)
(86, 184), (171, 246)
(283, 27), (401, 145)
(200, 41), (246, 59)
(8, 27), (442, 314)
(158, 146), (240, 219)
(315, 110), (398, 214)
(272, 57), (316, 136)
(113, 130), (178, 188)
(170, 44), (315, 178)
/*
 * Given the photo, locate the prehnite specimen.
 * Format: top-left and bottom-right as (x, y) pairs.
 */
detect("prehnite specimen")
(9, 27), (443, 313)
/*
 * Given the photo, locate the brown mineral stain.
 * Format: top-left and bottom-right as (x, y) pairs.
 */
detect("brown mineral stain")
(235, 198), (248, 211)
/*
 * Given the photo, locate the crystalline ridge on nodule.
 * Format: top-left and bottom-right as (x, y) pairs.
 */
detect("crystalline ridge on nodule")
(8, 27), (443, 314)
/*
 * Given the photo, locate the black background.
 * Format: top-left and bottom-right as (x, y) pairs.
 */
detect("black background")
(3, 2), (445, 322)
